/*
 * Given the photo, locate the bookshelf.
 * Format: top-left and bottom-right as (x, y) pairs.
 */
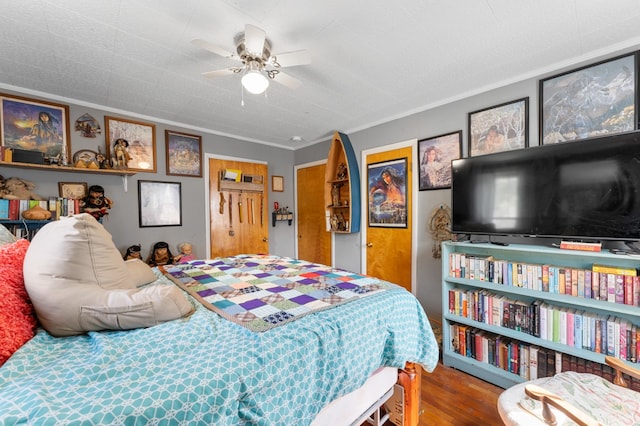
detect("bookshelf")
(442, 241), (640, 389)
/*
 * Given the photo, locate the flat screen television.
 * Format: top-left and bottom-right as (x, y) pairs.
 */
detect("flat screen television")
(451, 130), (640, 242)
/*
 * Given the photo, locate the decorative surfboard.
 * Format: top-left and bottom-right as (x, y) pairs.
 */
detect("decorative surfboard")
(324, 131), (361, 233)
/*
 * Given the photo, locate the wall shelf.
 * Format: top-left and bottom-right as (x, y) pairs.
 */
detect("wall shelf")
(0, 161), (137, 176)
(272, 212), (293, 227)
(323, 132), (361, 233)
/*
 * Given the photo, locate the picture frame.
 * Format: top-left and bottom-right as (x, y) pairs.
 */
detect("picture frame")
(138, 180), (182, 227)
(539, 52), (637, 144)
(367, 158), (407, 228)
(272, 175), (284, 192)
(418, 130), (462, 191)
(0, 93), (71, 162)
(165, 130), (203, 177)
(105, 116), (156, 172)
(58, 182), (88, 200)
(468, 97), (529, 157)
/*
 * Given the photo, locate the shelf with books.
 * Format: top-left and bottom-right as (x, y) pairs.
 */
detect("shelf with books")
(442, 241), (640, 389)
(0, 160), (137, 176)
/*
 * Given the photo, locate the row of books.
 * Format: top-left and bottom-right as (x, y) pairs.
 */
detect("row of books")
(448, 288), (639, 361)
(448, 252), (640, 307)
(0, 197), (82, 221)
(449, 322), (640, 391)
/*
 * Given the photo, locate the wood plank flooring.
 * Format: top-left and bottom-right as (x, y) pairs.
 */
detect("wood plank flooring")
(418, 361), (504, 425)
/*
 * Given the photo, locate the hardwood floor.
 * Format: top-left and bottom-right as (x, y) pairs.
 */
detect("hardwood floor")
(418, 361), (504, 425)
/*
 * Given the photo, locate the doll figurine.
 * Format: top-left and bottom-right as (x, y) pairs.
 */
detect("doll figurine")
(146, 241), (174, 267)
(80, 185), (112, 220)
(174, 242), (195, 264)
(123, 244), (142, 260)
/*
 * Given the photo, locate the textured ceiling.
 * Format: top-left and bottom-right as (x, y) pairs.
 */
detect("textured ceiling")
(2, 0), (640, 149)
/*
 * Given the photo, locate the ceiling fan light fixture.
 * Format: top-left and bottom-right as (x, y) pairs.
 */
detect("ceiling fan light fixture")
(241, 61), (269, 94)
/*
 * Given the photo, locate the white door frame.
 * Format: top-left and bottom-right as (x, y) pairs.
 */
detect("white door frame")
(204, 153), (268, 259)
(360, 139), (418, 295)
(293, 159), (335, 266)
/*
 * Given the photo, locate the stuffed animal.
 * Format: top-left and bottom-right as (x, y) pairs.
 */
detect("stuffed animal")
(2, 177), (44, 200)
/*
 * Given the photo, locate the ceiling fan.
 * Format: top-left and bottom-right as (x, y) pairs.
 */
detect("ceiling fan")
(192, 24), (311, 95)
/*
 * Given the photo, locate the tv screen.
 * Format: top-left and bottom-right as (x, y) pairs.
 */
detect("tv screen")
(451, 130), (640, 241)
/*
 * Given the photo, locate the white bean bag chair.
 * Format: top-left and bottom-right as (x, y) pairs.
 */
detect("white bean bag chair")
(24, 213), (193, 337)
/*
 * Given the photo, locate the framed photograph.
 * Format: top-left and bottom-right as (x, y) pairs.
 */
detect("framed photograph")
(0, 93), (70, 162)
(418, 130), (462, 191)
(105, 116), (156, 172)
(58, 182), (88, 200)
(540, 52), (637, 144)
(367, 158), (407, 228)
(468, 97), (529, 156)
(138, 180), (182, 227)
(272, 175), (284, 192)
(165, 130), (202, 177)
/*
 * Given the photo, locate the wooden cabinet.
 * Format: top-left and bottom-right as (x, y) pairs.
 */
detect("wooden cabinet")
(324, 132), (360, 233)
(442, 241), (639, 389)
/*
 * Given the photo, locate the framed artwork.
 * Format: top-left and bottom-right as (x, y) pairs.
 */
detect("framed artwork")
(468, 97), (529, 156)
(58, 182), (88, 200)
(540, 52), (637, 144)
(418, 130), (462, 191)
(165, 130), (202, 177)
(0, 93), (70, 162)
(272, 175), (284, 192)
(105, 116), (156, 172)
(138, 180), (182, 227)
(367, 158), (407, 228)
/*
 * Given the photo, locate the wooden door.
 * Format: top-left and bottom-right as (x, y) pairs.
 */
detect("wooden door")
(365, 146), (413, 291)
(209, 158), (268, 257)
(296, 163), (331, 264)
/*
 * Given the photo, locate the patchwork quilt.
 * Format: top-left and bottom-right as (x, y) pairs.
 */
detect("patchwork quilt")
(163, 254), (393, 332)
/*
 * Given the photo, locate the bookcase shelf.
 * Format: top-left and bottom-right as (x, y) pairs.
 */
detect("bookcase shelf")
(442, 241), (640, 389)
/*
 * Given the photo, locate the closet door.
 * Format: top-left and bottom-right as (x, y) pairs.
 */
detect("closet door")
(209, 158), (268, 257)
(296, 163), (331, 264)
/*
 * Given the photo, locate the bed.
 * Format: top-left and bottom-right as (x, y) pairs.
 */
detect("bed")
(0, 216), (439, 426)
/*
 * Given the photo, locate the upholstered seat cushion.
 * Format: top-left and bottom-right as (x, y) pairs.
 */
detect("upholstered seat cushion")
(498, 371), (640, 425)
(23, 213), (193, 337)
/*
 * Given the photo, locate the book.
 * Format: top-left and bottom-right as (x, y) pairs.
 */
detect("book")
(559, 240), (602, 252)
(0, 199), (9, 220)
(592, 264), (638, 276)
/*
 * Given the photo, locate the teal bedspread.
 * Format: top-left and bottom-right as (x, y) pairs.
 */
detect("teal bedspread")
(0, 264), (439, 426)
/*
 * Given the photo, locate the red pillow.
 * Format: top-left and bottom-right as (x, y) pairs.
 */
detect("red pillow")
(0, 239), (36, 366)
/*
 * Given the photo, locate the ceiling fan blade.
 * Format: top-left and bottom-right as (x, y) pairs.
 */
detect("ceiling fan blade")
(270, 50), (311, 68)
(192, 38), (237, 59)
(202, 68), (237, 79)
(273, 71), (302, 89)
(244, 24), (266, 56)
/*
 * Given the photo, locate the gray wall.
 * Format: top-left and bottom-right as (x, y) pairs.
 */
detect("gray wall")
(294, 45), (637, 319)
(0, 89), (297, 261)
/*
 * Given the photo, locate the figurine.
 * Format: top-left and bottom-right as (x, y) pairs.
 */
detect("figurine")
(112, 138), (130, 169)
(174, 242), (195, 264)
(146, 241), (174, 267)
(80, 185), (112, 220)
(123, 244), (142, 260)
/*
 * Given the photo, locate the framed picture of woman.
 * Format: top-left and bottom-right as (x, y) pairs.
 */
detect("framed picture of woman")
(418, 130), (462, 191)
(0, 93), (70, 163)
(367, 158), (407, 228)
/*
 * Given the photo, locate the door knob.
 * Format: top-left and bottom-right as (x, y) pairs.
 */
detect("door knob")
(263, 237), (269, 242)
(366, 242), (373, 247)
(298, 235), (302, 239)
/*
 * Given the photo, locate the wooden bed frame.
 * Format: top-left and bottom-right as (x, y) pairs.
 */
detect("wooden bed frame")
(399, 362), (422, 426)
